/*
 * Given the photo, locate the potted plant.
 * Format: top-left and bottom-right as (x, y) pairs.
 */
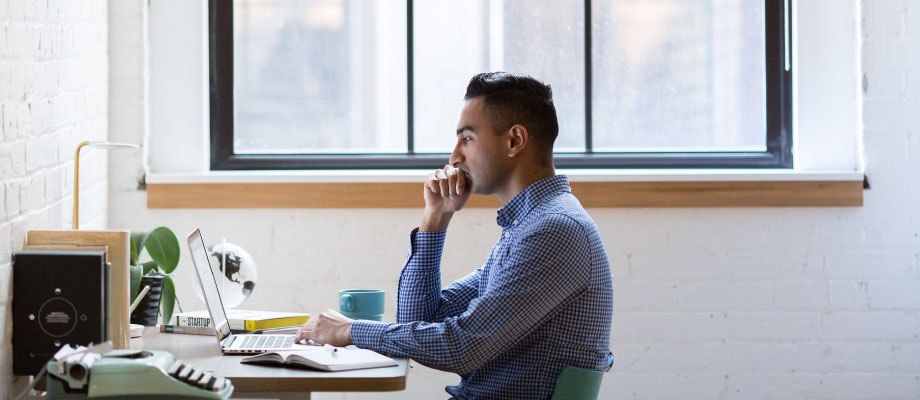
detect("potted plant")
(129, 226), (182, 325)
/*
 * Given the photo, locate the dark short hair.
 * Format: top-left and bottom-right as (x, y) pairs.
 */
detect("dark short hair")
(464, 72), (559, 157)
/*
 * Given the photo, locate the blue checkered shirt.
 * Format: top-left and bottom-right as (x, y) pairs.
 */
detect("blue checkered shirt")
(352, 175), (613, 399)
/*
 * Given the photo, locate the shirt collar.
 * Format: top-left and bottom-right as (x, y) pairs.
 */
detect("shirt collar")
(496, 175), (571, 228)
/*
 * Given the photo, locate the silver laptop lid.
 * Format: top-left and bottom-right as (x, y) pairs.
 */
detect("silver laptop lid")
(187, 228), (232, 341)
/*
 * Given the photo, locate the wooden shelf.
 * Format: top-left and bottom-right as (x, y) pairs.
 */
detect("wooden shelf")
(146, 180), (863, 208)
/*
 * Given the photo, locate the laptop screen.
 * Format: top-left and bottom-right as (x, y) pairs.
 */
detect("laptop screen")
(187, 229), (232, 340)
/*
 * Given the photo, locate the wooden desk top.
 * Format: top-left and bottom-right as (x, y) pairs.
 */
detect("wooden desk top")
(130, 327), (409, 393)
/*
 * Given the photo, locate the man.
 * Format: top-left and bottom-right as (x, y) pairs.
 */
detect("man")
(297, 72), (613, 399)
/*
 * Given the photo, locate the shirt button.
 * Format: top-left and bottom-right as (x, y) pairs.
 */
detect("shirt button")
(513, 219), (519, 225)
(504, 232), (511, 238)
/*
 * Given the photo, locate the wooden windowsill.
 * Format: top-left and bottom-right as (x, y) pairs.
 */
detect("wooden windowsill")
(146, 173), (864, 208)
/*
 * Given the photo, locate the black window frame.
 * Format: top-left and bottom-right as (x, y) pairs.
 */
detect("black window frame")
(210, 0), (792, 170)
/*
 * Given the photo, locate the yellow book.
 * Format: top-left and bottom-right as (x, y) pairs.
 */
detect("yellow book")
(174, 309), (310, 331)
(244, 315), (310, 330)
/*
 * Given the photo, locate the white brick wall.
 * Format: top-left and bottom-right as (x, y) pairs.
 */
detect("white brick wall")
(0, 0), (108, 397)
(0, 0), (898, 398)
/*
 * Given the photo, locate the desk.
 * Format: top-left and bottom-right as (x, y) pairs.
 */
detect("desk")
(131, 327), (409, 399)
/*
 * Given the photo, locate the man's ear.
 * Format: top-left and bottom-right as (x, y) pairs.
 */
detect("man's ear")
(507, 124), (528, 158)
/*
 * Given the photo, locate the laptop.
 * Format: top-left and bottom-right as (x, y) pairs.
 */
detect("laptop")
(187, 228), (303, 354)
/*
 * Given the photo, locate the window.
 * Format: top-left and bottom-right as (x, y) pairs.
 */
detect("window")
(210, 0), (792, 170)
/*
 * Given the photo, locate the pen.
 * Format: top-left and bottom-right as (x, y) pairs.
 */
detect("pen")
(324, 344), (338, 357)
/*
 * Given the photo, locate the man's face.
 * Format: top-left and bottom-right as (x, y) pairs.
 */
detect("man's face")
(449, 97), (510, 196)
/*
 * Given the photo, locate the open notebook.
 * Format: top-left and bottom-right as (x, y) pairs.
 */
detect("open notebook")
(240, 346), (396, 372)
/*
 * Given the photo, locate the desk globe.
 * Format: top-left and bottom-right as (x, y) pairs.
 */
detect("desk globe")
(204, 240), (258, 309)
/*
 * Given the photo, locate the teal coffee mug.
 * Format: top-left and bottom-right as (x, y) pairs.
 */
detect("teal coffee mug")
(339, 289), (385, 321)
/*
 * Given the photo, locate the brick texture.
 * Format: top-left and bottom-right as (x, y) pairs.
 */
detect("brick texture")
(106, 1), (920, 399)
(0, 0), (108, 396)
(1, 0), (917, 399)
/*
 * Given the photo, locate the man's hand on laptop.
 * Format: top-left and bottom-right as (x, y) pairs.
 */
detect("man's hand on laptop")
(295, 309), (354, 347)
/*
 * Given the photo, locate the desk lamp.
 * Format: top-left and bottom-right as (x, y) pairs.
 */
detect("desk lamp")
(73, 140), (139, 229)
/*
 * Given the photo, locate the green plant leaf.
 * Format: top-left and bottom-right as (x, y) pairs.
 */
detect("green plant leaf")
(144, 227), (180, 274)
(130, 231), (149, 266)
(130, 237), (138, 266)
(161, 276), (176, 324)
(129, 265), (143, 302)
(142, 260), (158, 275)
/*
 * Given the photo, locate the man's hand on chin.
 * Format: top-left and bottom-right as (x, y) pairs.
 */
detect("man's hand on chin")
(421, 164), (472, 232)
(295, 309), (354, 346)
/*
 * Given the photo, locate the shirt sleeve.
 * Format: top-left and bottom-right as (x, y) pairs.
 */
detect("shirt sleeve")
(395, 228), (481, 324)
(351, 215), (591, 374)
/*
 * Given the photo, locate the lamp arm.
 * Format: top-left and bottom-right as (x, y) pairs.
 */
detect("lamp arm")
(73, 141), (90, 230)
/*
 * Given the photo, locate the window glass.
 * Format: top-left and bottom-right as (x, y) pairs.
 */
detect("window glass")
(413, 0), (585, 153)
(591, 0), (766, 152)
(233, 0), (408, 154)
(223, 0), (777, 166)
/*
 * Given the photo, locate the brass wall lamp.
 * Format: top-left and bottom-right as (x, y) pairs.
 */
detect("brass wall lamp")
(73, 141), (139, 229)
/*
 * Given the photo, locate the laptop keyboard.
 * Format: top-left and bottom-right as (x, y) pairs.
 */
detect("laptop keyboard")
(240, 335), (294, 349)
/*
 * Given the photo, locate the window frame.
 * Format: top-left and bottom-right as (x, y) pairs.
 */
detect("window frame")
(209, 0), (792, 171)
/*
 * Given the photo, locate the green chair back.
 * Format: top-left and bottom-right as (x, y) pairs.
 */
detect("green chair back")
(551, 366), (604, 400)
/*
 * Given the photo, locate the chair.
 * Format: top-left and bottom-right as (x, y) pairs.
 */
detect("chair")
(551, 366), (604, 400)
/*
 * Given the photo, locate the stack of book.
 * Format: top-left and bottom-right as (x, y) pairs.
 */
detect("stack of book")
(160, 309), (310, 335)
